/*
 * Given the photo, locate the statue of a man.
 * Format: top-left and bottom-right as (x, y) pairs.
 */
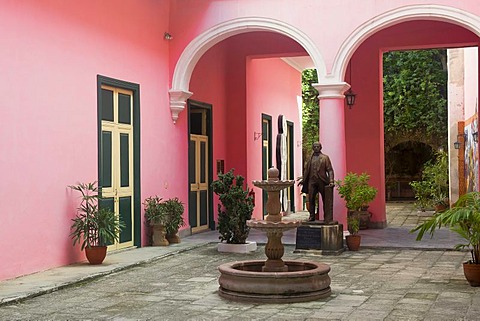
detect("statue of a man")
(301, 142), (335, 222)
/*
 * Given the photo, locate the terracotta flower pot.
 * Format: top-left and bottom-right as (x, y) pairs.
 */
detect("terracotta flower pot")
(85, 246), (107, 265)
(152, 224), (169, 246)
(166, 231), (181, 244)
(345, 234), (361, 251)
(463, 262), (480, 286)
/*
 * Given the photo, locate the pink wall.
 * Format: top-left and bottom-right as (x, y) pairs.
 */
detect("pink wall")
(189, 32), (305, 222)
(0, 0), (181, 281)
(168, 0), (480, 75)
(246, 58), (303, 219)
(4, 0), (480, 281)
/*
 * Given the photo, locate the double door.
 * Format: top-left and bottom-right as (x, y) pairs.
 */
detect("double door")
(100, 85), (134, 250)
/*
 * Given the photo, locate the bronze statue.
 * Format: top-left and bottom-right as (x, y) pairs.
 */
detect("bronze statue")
(300, 142), (335, 222)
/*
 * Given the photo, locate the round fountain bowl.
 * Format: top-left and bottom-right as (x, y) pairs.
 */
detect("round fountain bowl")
(218, 260), (331, 303)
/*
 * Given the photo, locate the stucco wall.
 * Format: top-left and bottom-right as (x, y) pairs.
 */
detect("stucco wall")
(246, 57), (303, 219)
(0, 0), (173, 281)
(190, 33), (305, 222)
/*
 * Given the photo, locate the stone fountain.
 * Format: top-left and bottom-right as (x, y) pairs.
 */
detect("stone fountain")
(218, 167), (331, 303)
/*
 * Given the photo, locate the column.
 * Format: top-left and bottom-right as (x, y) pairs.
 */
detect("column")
(313, 82), (349, 227)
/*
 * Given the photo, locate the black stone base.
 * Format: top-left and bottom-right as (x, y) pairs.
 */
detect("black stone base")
(295, 224), (344, 255)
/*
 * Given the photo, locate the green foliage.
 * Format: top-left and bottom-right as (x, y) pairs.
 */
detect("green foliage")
(410, 180), (434, 210)
(143, 196), (185, 234)
(410, 150), (449, 210)
(411, 192), (480, 264)
(69, 182), (124, 250)
(144, 195), (167, 225)
(423, 150), (449, 205)
(301, 69), (319, 157)
(383, 49), (447, 148)
(335, 172), (378, 211)
(347, 213), (360, 235)
(162, 197), (185, 235)
(211, 169), (254, 244)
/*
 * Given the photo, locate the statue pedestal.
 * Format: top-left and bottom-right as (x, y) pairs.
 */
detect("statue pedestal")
(294, 222), (344, 255)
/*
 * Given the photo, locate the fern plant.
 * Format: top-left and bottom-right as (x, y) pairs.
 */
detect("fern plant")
(411, 192), (480, 264)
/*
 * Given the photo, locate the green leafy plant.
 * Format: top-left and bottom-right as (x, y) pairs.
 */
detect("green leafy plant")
(69, 182), (124, 250)
(347, 213), (360, 235)
(335, 172), (378, 212)
(144, 196), (185, 234)
(409, 180), (434, 211)
(162, 197), (185, 235)
(144, 195), (167, 225)
(411, 192), (480, 264)
(211, 169), (254, 244)
(410, 150), (449, 210)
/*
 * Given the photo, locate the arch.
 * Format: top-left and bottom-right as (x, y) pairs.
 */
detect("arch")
(169, 17), (327, 123)
(329, 5), (480, 84)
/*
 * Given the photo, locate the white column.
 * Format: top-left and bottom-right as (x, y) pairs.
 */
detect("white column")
(313, 82), (349, 226)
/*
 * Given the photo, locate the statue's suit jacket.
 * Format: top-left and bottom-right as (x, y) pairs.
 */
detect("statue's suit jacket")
(302, 153), (334, 194)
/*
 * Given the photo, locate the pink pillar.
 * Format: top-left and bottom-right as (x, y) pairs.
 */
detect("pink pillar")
(314, 83), (349, 228)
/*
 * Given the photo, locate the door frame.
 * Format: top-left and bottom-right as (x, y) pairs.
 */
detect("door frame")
(97, 75), (141, 247)
(261, 113), (273, 217)
(187, 99), (214, 230)
(287, 120), (295, 212)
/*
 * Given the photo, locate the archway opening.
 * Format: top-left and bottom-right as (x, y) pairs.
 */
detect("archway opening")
(344, 19), (479, 227)
(187, 30), (314, 224)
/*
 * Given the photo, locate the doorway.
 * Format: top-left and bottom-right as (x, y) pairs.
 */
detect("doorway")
(262, 114), (272, 217)
(188, 100), (214, 232)
(97, 76), (140, 249)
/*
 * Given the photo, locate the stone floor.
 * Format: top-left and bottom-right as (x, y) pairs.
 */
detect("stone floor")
(1, 202), (478, 320)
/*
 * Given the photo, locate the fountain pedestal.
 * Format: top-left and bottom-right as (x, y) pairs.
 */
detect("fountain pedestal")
(218, 168), (332, 303)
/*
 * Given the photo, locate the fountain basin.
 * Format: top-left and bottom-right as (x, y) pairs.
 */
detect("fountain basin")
(218, 260), (331, 303)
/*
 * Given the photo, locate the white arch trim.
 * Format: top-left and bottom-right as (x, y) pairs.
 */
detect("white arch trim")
(169, 17), (327, 123)
(328, 5), (480, 85)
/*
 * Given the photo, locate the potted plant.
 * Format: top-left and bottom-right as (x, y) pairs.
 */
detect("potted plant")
(211, 169), (256, 253)
(69, 182), (124, 264)
(410, 150), (449, 212)
(411, 192), (480, 286)
(144, 195), (169, 246)
(163, 197), (185, 244)
(409, 180), (434, 212)
(335, 172), (378, 229)
(345, 213), (361, 251)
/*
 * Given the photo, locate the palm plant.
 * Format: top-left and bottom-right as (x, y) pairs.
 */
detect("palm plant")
(69, 182), (124, 250)
(411, 192), (480, 264)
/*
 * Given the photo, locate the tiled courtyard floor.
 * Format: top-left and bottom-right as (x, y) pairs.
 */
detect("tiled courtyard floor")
(1, 202), (479, 320)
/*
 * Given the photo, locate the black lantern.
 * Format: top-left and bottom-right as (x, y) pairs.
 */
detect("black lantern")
(345, 61), (356, 108)
(345, 88), (356, 108)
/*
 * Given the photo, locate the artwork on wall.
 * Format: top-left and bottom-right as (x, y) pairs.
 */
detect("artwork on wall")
(464, 117), (479, 192)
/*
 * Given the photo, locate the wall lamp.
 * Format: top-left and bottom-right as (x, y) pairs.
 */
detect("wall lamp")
(254, 132), (262, 141)
(345, 88), (356, 108)
(454, 133), (467, 150)
(164, 32), (173, 40)
(345, 60), (356, 108)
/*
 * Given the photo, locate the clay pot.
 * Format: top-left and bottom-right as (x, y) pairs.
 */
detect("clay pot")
(463, 262), (480, 286)
(152, 224), (169, 246)
(85, 246), (107, 265)
(166, 231), (181, 244)
(345, 234), (361, 251)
